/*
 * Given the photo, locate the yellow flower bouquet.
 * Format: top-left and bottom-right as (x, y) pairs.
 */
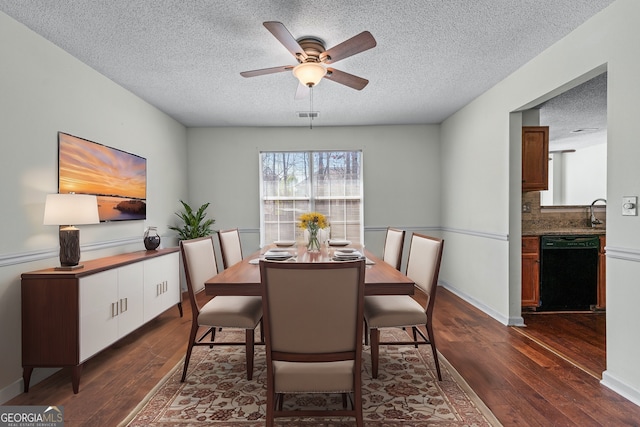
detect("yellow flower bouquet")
(298, 212), (328, 251)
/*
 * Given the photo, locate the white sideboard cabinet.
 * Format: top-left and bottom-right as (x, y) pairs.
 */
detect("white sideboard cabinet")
(21, 248), (181, 394)
(143, 254), (181, 322)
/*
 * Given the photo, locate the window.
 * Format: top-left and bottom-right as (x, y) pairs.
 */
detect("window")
(260, 151), (363, 246)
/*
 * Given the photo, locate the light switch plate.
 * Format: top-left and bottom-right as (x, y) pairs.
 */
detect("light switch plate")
(622, 196), (637, 216)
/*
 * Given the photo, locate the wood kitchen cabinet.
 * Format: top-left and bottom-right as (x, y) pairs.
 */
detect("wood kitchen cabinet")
(597, 235), (606, 309)
(521, 236), (540, 308)
(21, 248), (180, 393)
(522, 126), (549, 191)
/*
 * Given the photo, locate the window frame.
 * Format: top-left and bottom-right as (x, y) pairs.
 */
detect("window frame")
(259, 150), (364, 247)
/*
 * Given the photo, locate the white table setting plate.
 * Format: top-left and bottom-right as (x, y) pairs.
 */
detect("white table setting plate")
(273, 240), (296, 247)
(263, 250), (295, 261)
(333, 250), (364, 261)
(328, 239), (351, 246)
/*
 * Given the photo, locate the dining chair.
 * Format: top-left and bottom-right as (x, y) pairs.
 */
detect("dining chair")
(260, 259), (366, 427)
(363, 227), (406, 346)
(364, 233), (444, 380)
(179, 236), (262, 382)
(382, 227), (405, 270)
(218, 228), (243, 269)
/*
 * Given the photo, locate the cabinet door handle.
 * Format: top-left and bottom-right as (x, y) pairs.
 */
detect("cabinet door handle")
(163, 280), (168, 293)
(120, 297), (128, 313)
(111, 302), (118, 317)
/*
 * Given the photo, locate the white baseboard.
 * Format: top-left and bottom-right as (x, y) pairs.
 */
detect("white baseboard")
(0, 367), (60, 404)
(601, 370), (640, 406)
(509, 316), (526, 327)
(438, 281), (510, 326)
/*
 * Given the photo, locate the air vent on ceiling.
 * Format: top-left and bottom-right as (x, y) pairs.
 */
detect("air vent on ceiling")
(571, 128), (599, 133)
(297, 111), (319, 118)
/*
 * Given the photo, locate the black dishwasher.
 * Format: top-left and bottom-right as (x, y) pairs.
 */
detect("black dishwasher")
(539, 235), (599, 311)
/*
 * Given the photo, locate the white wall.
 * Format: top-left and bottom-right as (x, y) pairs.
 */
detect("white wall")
(564, 143), (607, 205)
(440, 0), (640, 404)
(542, 143), (607, 206)
(0, 12), (188, 402)
(186, 125), (441, 260)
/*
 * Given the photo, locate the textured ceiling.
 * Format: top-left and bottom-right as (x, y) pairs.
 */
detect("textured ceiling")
(539, 72), (607, 151)
(0, 0), (614, 128)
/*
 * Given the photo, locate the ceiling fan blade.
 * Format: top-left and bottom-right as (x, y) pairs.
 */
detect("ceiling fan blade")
(324, 68), (369, 90)
(321, 31), (376, 64)
(263, 21), (308, 61)
(295, 83), (310, 100)
(240, 65), (293, 78)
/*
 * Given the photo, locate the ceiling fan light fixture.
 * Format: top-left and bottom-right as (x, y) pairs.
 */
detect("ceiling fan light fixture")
(293, 62), (326, 87)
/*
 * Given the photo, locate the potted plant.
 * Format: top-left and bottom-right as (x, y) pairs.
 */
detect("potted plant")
(169, 200), (215, 240)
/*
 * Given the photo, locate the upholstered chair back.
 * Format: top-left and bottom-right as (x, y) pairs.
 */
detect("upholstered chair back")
(382, 227), (405, 270)
(218, 228), (243, 269)
(180, 236), (218, 311)
(405, 234), (444, 312)
(262, 263), (363, 354)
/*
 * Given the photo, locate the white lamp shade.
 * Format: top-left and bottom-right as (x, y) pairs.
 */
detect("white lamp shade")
(43, 193), (100, 226)
(293, 62), (327, 87)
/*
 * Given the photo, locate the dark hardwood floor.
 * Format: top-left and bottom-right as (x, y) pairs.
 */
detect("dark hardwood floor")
(431, 289), (639, 426)
(517, 311), (606, 379)
(7, 288), (640, 426)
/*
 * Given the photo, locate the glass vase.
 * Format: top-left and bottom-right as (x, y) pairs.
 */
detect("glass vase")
(307, 227), (321, 252)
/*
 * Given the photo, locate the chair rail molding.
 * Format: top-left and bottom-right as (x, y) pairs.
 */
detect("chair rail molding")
(605, 245), (640, 263)
(440, 226), (509, 241)
(0, 236), (143, 267)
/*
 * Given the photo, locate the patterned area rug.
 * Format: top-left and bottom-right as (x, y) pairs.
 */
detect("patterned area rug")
(122, 329), (500, 426)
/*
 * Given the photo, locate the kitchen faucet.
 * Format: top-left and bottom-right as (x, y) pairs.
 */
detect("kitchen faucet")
(590, 198), (607, 227)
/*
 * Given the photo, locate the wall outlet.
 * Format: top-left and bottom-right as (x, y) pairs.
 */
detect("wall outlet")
(522, 202), (531, 213)
(622, 196), (637, 216)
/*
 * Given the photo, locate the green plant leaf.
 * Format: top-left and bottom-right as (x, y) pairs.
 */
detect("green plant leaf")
(168, 200), (215, 239)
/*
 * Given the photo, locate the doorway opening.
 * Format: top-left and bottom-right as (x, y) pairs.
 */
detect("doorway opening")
(518, 70), (607, 377)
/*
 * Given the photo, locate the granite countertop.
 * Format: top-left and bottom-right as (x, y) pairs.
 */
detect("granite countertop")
(523, 228), (605, 236)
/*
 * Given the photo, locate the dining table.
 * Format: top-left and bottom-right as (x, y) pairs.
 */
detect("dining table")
(205, 243), (415, 297)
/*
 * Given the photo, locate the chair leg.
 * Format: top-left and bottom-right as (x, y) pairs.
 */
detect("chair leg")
(342, 393), (348, 408)
(245, 328), (255, 380)
(425, 322), (442, 381)
(371, 328), (380, 379)
(364, 319), (369, 345)
(209, 326), (217, 348)
(354, 390), (364, 427)
(181, 321), (200, 382)
(266, 392), (275, 427)
(412, 326), (419, 348)
(277, 393), (284, 411)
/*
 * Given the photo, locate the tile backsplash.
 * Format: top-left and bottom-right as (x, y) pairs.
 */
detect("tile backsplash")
(521, 191), (606, 234)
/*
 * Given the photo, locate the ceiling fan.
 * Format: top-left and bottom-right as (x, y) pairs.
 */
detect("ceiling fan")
(240, 21), (376, 98)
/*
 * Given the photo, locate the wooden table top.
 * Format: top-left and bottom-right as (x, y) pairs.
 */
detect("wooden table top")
(205, 245), (414, 296)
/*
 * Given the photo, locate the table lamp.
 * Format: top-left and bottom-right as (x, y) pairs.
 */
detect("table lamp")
(43, 193), (100, 270)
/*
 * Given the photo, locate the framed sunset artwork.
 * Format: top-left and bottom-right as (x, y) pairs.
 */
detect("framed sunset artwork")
(58, 132), (147, 222)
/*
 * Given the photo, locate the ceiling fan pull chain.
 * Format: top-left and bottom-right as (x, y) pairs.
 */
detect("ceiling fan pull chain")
(309, 85), (313, 130)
